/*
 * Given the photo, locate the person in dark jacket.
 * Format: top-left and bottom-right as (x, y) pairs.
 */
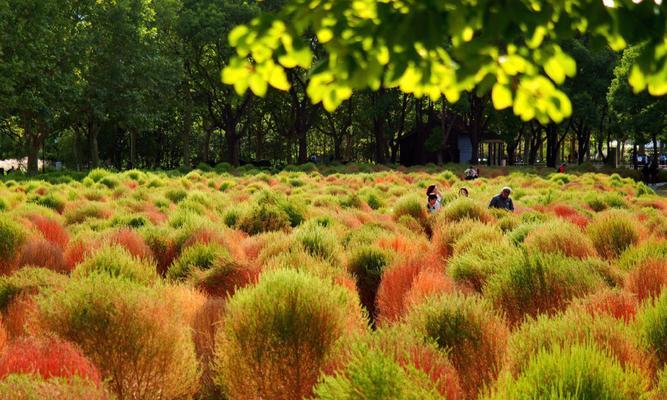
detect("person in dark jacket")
(489, 187), (514, 211)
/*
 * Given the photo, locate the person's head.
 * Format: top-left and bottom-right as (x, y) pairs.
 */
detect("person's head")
(428, 193), (438, 206)
(459, 187), (469, 197)
(500, 187), (512, 198)
(426, 185), (436, 196)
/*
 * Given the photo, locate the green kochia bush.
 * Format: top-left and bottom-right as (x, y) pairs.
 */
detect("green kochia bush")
(167, 243), (230, 281)
(486, 344), (649, 400)
(73, 245), (158, 285)
(347, 245), (390, 322)
(485, 253), (605, 326)
(312, 344), (442, 400)
(405, 294), (509, 399)
(0, 267), (68, 312)
(0, 375), (111, 400)
(0, 215), (28, 273)
(636, 291), (667, 367)
(214, 269), (365, 400)
(38, 274), (200, 400)
(294, 223), (342, 265)
(392, 194), (424, 222)
(587, 210), (639, 259)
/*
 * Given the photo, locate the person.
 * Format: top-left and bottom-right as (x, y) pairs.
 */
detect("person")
(458, 187), (469, 197)
(557, 163), (566, 173)
(464, 165), (477, 180)
(426, 184), (442, 214)
(489, 187), (514, 212)
(650, 159), (659, 185)
(642, 162), (651, 183)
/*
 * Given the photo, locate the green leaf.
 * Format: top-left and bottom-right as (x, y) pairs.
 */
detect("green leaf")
(492, 83), (513, 110)
(268, 65), (290, 91)
(248, 74), (268, 96)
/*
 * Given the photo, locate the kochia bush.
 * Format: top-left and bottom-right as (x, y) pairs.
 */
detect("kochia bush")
(587, 210), (639, 259)
(213, 269), (365, 400)
(37, 274), (200, 400)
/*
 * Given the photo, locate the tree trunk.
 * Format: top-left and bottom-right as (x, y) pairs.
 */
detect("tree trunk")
(298, 131), (308, 163)
(129, 128), (137, 169)
(225, 120), (241, 166)
(24, 118), (39, 175)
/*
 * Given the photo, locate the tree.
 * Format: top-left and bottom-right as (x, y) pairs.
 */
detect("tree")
(223, 0), (666, 126)
(0, 0), (77, 174)
(608, 45), (667, 163)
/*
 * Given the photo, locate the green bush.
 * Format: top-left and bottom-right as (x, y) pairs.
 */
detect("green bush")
(0, 215), (28, 272)
(29, 192), (66, 213)
(448, 241), (522, 292)
(165, 188), (188, 204)
(405, 293), (508, 398)
(507, 310), (649, 377)
(636, 291), (667, 367)
(312, 344), (442, 400)
(294, 224), (342, 265)
(348, 245), (390, 321)
(0, 375), (110, 400)
(0, 267), (68, 311)
(64, 202), (110, 225)
(393, 195), (425, 222)
(507, 222), (538, 244)
(618, 239), (667, 271)
(486, 344), (648, 400)
(238, 203), (291, 234)
(86, 168), (111, 183)
(587, 210), (639, 259)
(99, 176), (120, 189)
(524, 219), (597, 259)
(73, 245), (157, 285)
(213, 269), (364, 400)
(485, 253), (605, 325)
(167, 243), (230, 281)
(38, 273), (200, 400)
(442, 198), (489, 222)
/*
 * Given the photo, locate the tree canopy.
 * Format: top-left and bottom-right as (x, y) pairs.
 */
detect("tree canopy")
(223, 0), (667, 124)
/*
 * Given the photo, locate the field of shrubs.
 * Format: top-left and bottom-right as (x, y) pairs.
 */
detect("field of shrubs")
(0, 164), (666, 399)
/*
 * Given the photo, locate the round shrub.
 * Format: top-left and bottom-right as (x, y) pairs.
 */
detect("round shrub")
(37, 274), (200, 400)
(587, 210), (639, 259)
(29, 193), (66, 213)
(214, 269), (365, 400)
(626, 259), (667, 302)
(524, 219), (597, 259)
(573, 289), (638, 323)
(190, 259), (259, 298)
(167, 243), (229, 281)
(0, 375), (110, 400)
(452, 224), (504, 255)
(618, 239), (667, 271)
(238, 204), (291, 235)
(431, 218), (480, 259)
(441, 198), (490, 223)
(0, 267), (68, 314)
(107, 228), (153, 260)
(16, 240), (67, 273)
(636, 291), (667, 367)
(485, 253), (605, 325)
(312, 345), (444, 400)
(294, 224), (342, 265)
(347, 245), (390, 323)
(487, 344), (648, 400)
(86, 168), (111, 183)
(28, 215), (69, 249)
(507, 311), (653, 377)
(165, 188), (188, 203)
(0, 216), (28, 274)
(448, 240), (522, 292)
(507, 222), (538, 244)
(64, 202), (111, 225)
(0, 336), (101, 384)
(392, 195), (425, 223)
(73, 245), (157, 285)
(405, 294), (508, 399)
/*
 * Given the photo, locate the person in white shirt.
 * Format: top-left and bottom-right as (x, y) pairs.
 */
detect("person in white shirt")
(426, 185), (442, 213)
(464, 165), (477, 180)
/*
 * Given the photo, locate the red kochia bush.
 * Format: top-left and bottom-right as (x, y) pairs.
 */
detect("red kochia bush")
(108, 228), (153, 260)
(575, 289), (638, 323)
(63, 240), (99, 271)
(626, 259), (667, 302)
(0, 336), (101, 385)
(376, 255), (451, 326)
(28, 215), (69, 249)
(17, 240), (67, 273)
